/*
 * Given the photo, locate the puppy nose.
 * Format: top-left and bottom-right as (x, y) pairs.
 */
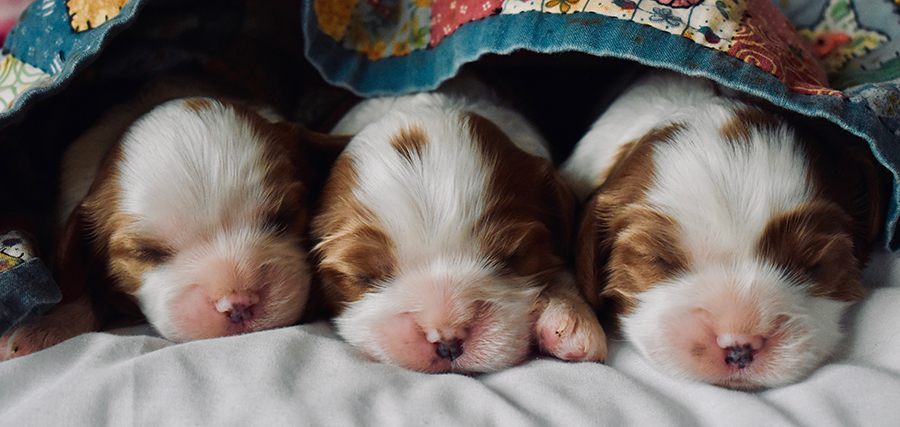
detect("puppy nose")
(717, 333), (765, 369)
(724, 344), (755, 368)
(216, 294), (260, 323)
(226, 304), (254, 323)
(436, 339), (464, 361)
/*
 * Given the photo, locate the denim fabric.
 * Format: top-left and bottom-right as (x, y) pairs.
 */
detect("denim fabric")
(0, 258), (60, 336)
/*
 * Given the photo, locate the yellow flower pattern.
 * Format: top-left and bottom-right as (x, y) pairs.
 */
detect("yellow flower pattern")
(546, 0), (579, 13)
(67, 0), (130, 32)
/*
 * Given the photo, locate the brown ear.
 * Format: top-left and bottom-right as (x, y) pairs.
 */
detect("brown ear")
(56, 194), (135, 323)
(55, 203), (97, 304)
(792, 115), (890, 260)
(758, 201), (866, 302)
(574, 190), (611, 310)
(542, 164), (580, 260)
(292, 124), (353, 198)
(834, 145), (890, 259)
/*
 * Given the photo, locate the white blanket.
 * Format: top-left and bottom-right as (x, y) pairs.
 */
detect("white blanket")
(2, 250), (899, 427)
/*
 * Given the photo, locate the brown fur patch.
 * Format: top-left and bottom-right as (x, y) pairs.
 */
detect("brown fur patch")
(465, 112), (576, 279)
(80, 144), (131, 293)
(797, 124), (889, 264)
(182, 98), (213, 113)
(105, 222), (173, 295)
(253, 119), (313, 240)
(757, 201), (865, 302)
(721, 109), (883, 300)
(311, 153), (398, 311)
(574, 123), (683, 323)
(390, 126), (428, 162)
(57, 141), (144, 324)
(719, 107), (780, 144)
(604, 206), (690, 313)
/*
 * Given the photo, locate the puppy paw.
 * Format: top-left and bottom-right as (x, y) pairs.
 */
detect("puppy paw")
(535, 295), (608, 363)
(0, 297), (98, 361)
(0, 324), (63, 361)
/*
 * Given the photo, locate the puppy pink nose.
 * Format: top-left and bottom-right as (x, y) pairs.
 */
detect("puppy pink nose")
(717, 333), (765, 369)
(215, 294), (260, 323)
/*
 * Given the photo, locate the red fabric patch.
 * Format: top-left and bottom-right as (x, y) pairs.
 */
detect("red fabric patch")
(728, 0), (844, 97)
(431, 0), (503, 47)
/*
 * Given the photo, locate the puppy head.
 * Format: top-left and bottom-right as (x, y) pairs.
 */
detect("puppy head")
(576, 109), (884, 390)
(313, 106), (575, 373)
(62, 97), (335, 342)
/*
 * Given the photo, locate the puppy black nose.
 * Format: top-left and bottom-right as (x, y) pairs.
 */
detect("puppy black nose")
(725, 344), (754, 369)
(227, 304), (254, 323)
(436, 340), (464, 361)
(216, 294), (260, 323)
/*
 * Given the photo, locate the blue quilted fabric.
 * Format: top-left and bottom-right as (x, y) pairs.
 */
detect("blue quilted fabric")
(0, 0), (146, 127)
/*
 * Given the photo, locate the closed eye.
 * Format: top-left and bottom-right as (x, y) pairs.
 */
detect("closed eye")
(132, 243), (174, 265)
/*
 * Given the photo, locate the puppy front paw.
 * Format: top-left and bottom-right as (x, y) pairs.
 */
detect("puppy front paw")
(0, 326), (45, 361)
(535, 295), (608, 363)
(0, 297), (99, 361)
(0, 329), (19, 360)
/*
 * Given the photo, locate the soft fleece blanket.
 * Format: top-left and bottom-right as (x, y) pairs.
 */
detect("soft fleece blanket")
(0, 248), (898, 426)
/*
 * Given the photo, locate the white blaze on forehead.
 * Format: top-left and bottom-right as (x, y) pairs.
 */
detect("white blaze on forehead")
(644, 103), (815, 264)
(117, 99), (271, 243)
(346, 108), (490, 267)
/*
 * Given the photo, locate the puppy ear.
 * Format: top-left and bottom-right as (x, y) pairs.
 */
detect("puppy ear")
(791, 115), (889, 260)
(574, 188), (649, 334)
(55, 203), (97, 304)
(49, 202), (109, 330)
(758, 201), (866, 302)
(541, 164), (580, 259)
(574, 190), (611, 310)
(57, 194), (140, 322)
(279, 122), (353, 198)
(834, 145), (890, 259)
(300, 126), (353, 163)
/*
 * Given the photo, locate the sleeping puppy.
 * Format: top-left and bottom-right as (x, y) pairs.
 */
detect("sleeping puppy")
(312, 76), (607, 374)
(0, 84), (345, 360)
(562, 69), (887, 390)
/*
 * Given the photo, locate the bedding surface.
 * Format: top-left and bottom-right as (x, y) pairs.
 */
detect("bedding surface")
(1, 249), (898, 427)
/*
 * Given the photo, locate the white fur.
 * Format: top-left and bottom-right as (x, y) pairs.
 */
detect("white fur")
(335, 256), (540, 373)
(624, 260), (849, 388)
(321, 77), (606, 372)
(331, 76), (549, 159)
(563, 70), (854, 389)
(59, 97), (310, 342)
(333, 90), (545, 372)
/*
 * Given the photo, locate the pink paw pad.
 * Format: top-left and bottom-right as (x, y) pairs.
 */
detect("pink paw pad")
(0, 326), (54, 361)
(536, 299), (607, 363)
